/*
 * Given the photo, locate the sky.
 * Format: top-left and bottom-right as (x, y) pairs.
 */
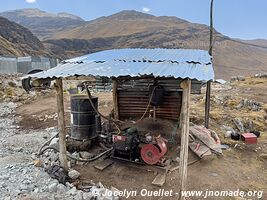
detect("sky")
(1, 0), (266, 40)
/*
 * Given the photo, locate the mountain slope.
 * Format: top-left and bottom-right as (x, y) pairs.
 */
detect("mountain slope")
(239, 39), (267, 48)
(0, 8), (85, 40)
(0, 16), (49, 56)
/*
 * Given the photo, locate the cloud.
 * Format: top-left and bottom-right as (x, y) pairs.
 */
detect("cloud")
(142, 7), (151, 13)
(25, 0), (37, 3)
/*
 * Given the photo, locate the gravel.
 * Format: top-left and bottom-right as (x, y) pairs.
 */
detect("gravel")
(0, 102), (118, 200)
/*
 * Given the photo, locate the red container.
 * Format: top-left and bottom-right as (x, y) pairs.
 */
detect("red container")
(241, 133), (257, 144)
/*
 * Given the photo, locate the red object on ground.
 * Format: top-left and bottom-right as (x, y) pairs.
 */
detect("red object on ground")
(141, 137), (168, 165)
(241, 133), (257, 144)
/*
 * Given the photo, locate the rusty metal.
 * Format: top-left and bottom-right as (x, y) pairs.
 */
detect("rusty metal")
(117, 78), (187, 120)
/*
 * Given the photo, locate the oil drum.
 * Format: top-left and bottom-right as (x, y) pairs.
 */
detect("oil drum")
(70, 94), (98, 140)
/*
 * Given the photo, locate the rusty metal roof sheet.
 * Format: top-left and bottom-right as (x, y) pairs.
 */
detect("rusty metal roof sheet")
(26, 48), (214, 81)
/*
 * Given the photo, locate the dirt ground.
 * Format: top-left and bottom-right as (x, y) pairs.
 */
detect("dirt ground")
(15, 77), (267, 200)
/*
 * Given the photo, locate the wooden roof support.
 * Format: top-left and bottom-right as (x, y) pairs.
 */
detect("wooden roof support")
(178, 79), (191, 200)
(55, 78), (68, 171)
(112, 79), (119, 120)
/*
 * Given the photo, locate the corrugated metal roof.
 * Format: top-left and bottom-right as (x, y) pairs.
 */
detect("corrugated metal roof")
(65, 48), (212, 64)
(26, 48), (214, 81)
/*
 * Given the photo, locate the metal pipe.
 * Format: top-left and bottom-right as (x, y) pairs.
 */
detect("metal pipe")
(205, 0), (214, 129)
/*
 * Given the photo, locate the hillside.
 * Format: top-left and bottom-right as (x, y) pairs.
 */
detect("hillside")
(0, 8), (85, 40)
(0, 16), (49, 56)
(240, 39), (267, 48)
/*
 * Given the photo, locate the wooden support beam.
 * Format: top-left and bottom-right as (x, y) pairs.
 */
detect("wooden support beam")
(112, 79), (119, 120)
(178, 79), (191, 200)
(55, 78), (68, 171)
(205, 81), (211, 128)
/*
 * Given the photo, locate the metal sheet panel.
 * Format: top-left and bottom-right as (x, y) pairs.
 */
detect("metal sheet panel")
(65, 48), (211, 64)
(26, 48), (214, 81)
(0, 57), (17, 74)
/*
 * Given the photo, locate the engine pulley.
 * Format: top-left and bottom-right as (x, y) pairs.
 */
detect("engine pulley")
(140, 137), (167, 165)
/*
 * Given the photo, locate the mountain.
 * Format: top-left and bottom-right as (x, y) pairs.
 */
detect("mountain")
(0, 16), (49, 56)
(0, 8), (85, 40)
(43, 10), (267, 80)
(51, 10), (203, 40)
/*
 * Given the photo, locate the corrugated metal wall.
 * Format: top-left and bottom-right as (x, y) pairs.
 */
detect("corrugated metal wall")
(116, 78), (201, 120)
(0, 57), (17, 74)
(0, 56), (58, 74)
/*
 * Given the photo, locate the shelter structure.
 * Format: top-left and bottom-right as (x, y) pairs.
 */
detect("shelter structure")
(25, 48), (214, 199)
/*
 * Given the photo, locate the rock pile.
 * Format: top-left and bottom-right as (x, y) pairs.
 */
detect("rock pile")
(230, 76), (245, 82)
(236, 99), (262, 111)
(255, 73), (267, 78)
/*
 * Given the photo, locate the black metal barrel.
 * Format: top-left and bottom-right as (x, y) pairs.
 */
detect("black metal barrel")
(70, 95), (98, 140)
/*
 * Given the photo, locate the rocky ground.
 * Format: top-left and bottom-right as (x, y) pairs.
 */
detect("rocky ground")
(0, 97), (116, 199)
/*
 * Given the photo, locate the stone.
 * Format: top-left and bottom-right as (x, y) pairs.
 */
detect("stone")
(57, 183), (67, 194)
(67, 187), (77, 196)
(259, 154), (267, 159)
(20, 184), (28, 191)
(48, 182), (58, 193)
(209, 172), (219, 177)
(79, 151), (93, 159)
(66, 182), (74, 190)
(68, 169), (80, 180)
(33, 159), (42, 167)
(75, 190), (84, 200)
(224, 131), (232, 138)
(49, 138), (59, 148)
(152, 174), (166, 187)
(83, 192), (94, 200)
(233, 118), (244, 132)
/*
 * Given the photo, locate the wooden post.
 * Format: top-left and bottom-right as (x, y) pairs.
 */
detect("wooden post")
(179, 79), (191, 200)
(112, 79), (119, 120)
(55, 78), (68, 171)
(205, 81), (211, 128)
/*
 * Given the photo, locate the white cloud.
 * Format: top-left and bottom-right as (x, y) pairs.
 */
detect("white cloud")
(25, 0), (37, 3)
(142, 7), (151, 13)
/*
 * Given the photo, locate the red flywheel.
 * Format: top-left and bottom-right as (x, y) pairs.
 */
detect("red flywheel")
(141, 144), (161, 165)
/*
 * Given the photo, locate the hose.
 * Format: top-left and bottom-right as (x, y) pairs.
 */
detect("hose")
(39, 146), (113, 162)
(85, 84), (122, 133)
(38, 133), (59, 155)
(136, 85), (158, 122)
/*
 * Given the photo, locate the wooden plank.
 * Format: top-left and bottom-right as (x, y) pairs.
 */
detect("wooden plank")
(94, 159), (114, 171)
(55, 78), (68, 171)
(178, 79), (191, 200)
(152, 174), (166, 187)
(112, 79), (119, 120)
